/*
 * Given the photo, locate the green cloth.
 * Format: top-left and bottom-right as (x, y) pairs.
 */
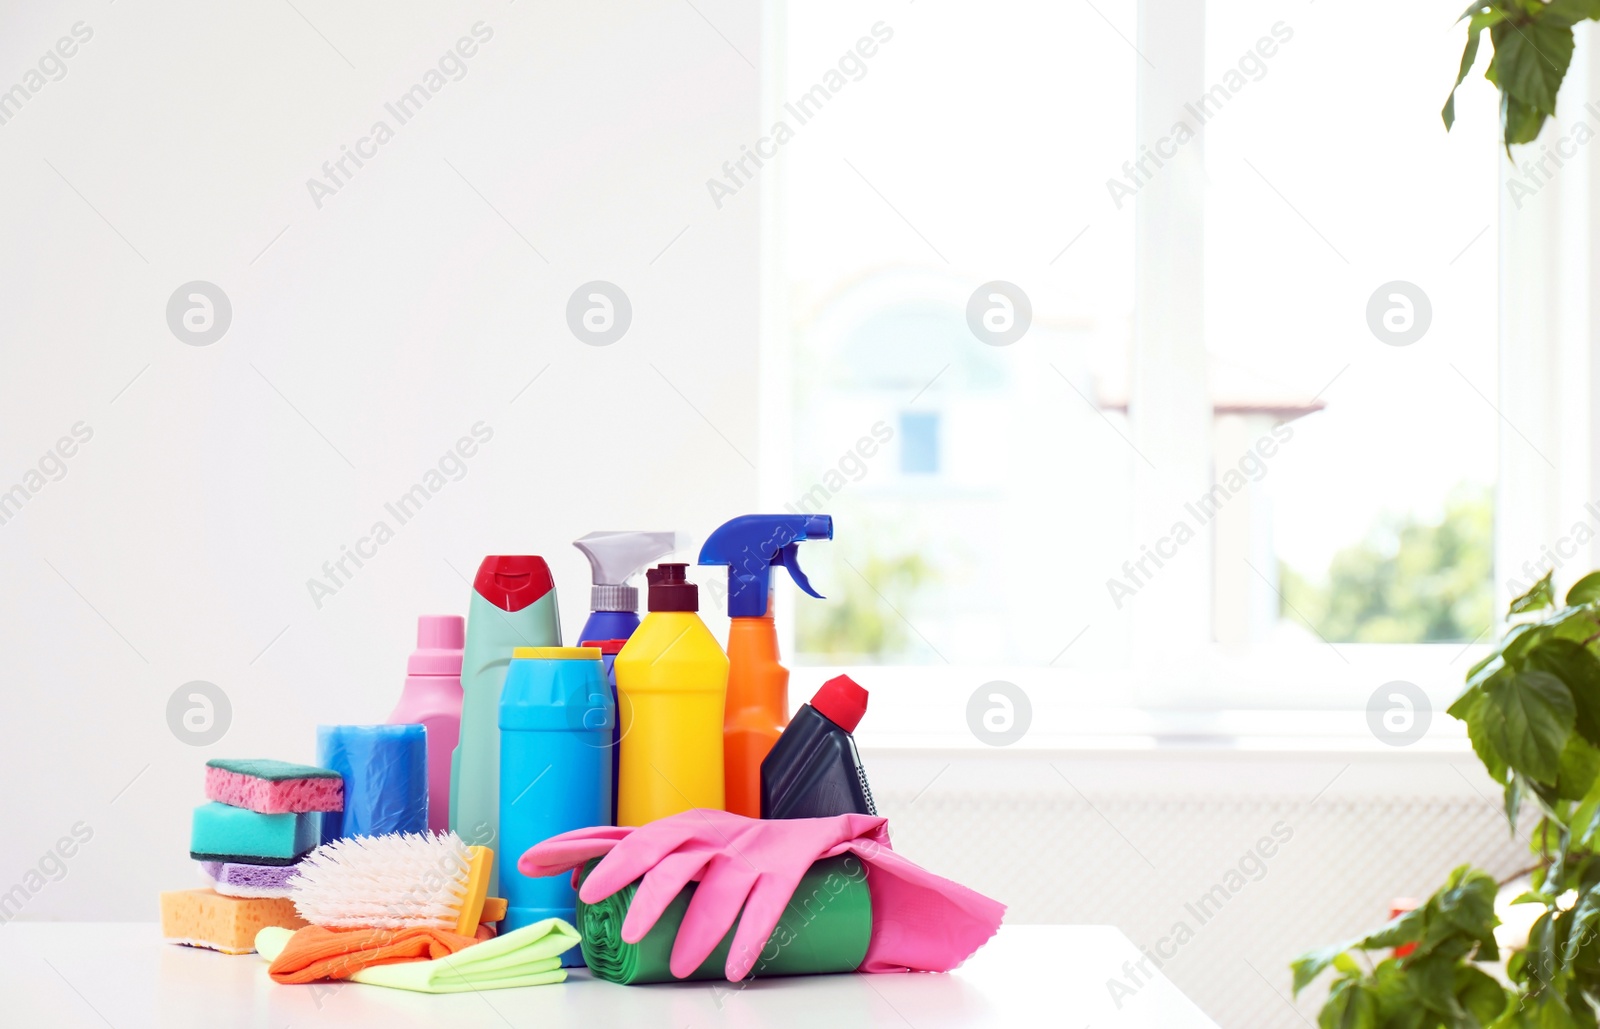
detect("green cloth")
(255, 919), (579, 993)
(576, 855), (873, 985)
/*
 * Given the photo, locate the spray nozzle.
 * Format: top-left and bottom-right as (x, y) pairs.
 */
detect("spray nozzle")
(573, 531), (685, 613)
(698, 514), (833, 618)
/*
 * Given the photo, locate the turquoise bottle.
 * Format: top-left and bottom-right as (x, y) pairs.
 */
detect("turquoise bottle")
(450, 556), (560, 896)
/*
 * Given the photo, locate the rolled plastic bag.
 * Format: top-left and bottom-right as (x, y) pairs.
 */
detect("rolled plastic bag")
(576, 855), (871, 984)
(316, 725), (427, 842)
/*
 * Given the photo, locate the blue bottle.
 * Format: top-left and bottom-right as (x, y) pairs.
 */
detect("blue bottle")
(498, 646), (614, 965)
(577, 638), (627, 825)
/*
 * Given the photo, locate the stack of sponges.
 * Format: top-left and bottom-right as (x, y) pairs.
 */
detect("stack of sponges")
(161, 759), (345, 954)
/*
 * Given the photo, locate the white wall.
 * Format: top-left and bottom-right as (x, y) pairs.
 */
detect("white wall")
(0, 0), (760, 920)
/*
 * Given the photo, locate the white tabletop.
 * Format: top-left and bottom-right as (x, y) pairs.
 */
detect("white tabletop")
(0, 922), (1218, 1028)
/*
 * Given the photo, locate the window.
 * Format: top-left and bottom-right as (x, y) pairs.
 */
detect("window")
(898, 412), (939, 475)
(770, 0), (1517, 712)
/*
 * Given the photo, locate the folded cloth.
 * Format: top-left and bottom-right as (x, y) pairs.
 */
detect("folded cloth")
(256, 919), (578, 993)
(266, 925), (478, 984)
(519, 811), (1004, 979)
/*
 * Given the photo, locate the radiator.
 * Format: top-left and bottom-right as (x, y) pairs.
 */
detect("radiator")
(864, 747), (1528, 1028)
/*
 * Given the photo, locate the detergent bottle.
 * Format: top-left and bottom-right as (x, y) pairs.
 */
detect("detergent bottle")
(387, 614), (464, 833)
(451, 556), (561, 895)
(614, 564), (728, 825)
(498, 646), (612, 963)
(579, 637), (627, 824)
(761, 675), (877, 820)
(698, 514), (834, 817)
(572, 531), (682, 645)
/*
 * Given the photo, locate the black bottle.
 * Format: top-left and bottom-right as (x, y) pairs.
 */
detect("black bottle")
(761, 675), (877, 819)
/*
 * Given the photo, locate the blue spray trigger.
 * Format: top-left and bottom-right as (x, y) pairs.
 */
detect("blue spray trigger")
(699, 514), (834, 617)
(779, 542), (824, 600)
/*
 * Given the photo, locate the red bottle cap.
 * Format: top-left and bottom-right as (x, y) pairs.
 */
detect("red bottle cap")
(580, 639), (628, 655)
(473, 556), (555, 612)
(810, 674), (868, 733)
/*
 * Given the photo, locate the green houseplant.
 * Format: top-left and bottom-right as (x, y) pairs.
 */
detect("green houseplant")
(1444, 0), (1600, 150)
(1294, 571), (1600, 1026)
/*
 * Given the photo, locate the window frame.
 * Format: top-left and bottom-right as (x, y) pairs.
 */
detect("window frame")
(758, 0), (1597, 722)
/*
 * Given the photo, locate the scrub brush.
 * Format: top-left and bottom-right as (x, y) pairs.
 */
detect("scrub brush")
(287, 831), (492, 935)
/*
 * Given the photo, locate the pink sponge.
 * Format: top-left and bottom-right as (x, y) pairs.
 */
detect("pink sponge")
(204, 759), (343, 814)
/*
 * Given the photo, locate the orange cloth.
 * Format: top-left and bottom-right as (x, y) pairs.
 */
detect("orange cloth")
(268, 925), (480, 984)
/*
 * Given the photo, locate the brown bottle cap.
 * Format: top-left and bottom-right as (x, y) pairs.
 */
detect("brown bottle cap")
(646, 563), (699, 613)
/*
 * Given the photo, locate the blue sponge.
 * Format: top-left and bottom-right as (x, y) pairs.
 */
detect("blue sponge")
(189, 802), (320, 866)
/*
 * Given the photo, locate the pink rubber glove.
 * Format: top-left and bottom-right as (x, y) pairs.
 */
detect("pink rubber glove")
(519, 810), (1004, 980)
(521, 809), (886, 980)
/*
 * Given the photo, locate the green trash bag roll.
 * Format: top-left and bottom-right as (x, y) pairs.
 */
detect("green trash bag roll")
(575, 854), (872, 984)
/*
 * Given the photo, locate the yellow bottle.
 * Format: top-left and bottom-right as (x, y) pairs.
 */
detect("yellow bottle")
(614, 563), (729, 826)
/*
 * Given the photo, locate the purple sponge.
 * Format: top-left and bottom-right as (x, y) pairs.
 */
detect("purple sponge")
(199, 860), (300, 899)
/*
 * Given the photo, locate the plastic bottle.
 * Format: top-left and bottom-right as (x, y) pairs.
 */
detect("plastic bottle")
(579, 638), (628, 824)
(614, 564), (728, 826)
(498, 646), (613, 964)
(760, 675), (877, 820)
(573, 531), (682, 645)
(387, 615), (464, 834)
(451, 555), (561, 895)
(699, 514), (834, 817)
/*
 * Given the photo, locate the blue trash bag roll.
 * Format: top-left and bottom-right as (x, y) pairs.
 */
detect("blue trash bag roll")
(316, 724), (428, 842)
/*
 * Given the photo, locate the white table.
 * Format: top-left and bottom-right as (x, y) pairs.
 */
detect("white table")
(0, 923), (1218, 1028)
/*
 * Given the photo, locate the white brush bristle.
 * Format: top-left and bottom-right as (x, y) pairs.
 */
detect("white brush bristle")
(288, 831), (472, 930)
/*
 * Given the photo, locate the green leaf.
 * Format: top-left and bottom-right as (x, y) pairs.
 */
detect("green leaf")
(1320, 977), (1378, 1029)
(1562, 888), (1600, 969)
(1360, 906), (1428, 951)
(1513, 571), (1559, 616)
(1512, 890), (1555, 905)
(1484, 669), (1576, 785)
(1468, 649), (1505, 685)
(1408, 954), (1468, 1017)
(1294, 943), (1352, 995)
(1444, 14), (1489, 130)
(1529, 909), (1558, 990)
(1557, 736), (1600, 801)
(1525, 640), (1600, 749)
(1540, 0), (1600, 30)
(1567, 571), (1600, 606)
(1457, 965), (1513, 1025)
(1503, 91), (1548, 149)
(1452, 685), (1510, 784)
(1491, 21), (1574, 117)
(1508, 774), (1526, 829)
(1430, 866), (1501, 960)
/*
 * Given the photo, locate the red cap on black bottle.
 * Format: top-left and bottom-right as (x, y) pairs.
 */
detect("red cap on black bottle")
(810, 675), (868, 733)
(646, 563), (699, 613)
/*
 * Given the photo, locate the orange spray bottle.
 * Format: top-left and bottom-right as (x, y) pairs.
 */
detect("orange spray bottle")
(698, 514), (834, 818)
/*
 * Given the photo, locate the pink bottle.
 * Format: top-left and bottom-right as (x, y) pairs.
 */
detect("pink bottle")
(387, 615), (465, 833)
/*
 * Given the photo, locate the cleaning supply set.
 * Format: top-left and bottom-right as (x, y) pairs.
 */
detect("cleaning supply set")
(160, 511), (1003, 999)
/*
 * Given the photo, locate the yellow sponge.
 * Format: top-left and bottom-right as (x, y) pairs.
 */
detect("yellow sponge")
(160, 888), (307, 955)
